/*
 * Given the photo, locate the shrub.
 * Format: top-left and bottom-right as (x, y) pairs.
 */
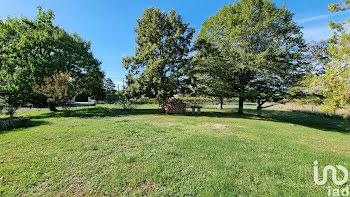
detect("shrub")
(105, 94), (121, 104)
(0, 95), (22, 118)
(33, 72), (76, 116)
(118, 96), (135, 110)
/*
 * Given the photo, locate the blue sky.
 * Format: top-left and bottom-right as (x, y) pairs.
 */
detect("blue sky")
(1, 0), (349, 86)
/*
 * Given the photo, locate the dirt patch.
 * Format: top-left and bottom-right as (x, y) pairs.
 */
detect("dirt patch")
(138, 182), (162, 194)
(212, 124), (229, 130)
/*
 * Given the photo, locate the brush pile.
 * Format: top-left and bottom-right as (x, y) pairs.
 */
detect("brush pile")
(163, 98), (186, 114)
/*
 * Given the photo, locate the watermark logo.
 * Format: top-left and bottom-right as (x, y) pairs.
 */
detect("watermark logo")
(314, 161), (349, 197)
(314, 161), (348, 186)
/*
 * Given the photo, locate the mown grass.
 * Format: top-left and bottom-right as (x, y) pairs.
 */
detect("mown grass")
(0, 104), (349, 196)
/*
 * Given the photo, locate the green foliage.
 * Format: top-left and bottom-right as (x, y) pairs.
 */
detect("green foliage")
(105, 94), (121, 104)
(104, 78), (116, 94)
(136, 96), (158, 104)
(305, 41), (330, 75)
(196, 0), (307, 114)
(328, 1), (350, 13)
(0, 95), (22, 117)
(118, 96), (135, 110)
(33, 72), (76, 116)
(299, 1), (350, 118)
(123, 7), (195, 104)
(192, 40), (235, 109)
(179, 96), (238, 104)
(0, 7), (105, 110)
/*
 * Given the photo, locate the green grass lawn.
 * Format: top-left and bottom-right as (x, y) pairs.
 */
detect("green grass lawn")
(1, 104), (349, 196)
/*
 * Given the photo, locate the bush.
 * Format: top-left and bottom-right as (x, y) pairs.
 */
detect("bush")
(118, 96), (135, 110)
(0, 95), (22, 118)
(105, 94), (121, 104)
(33, 72), (76, 115)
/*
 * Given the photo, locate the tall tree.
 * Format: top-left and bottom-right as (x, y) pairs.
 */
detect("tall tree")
(123, 7), (194, 106)
(196, 0), (307, 115)
(300, 1), (350, 117)
(104, 78), (116, 93)
(0, 7), (105, 114)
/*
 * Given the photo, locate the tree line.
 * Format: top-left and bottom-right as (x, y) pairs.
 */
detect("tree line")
(123, 0), (350, 117)
(1, 0), (349, 118)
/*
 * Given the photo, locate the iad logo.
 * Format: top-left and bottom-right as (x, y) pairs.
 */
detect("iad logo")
(314, 161), (348, 186)
(314, 161), (349, 197)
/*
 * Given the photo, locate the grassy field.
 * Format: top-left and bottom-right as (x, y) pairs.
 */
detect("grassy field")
(1, 104), (349, 196)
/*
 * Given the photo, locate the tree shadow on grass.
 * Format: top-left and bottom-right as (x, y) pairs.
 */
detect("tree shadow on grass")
(28, 106), (349, 134)
(0, 120), (50, 135)
(29, 107), (162, 120)
(196, 108), (350, 134)
(261, 109), (350, 134)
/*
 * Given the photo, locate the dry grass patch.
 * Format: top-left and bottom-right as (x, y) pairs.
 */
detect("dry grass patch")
(137, 182), (162, 194)
(212, 124), (230, 130)
(205, 124), (260, 140)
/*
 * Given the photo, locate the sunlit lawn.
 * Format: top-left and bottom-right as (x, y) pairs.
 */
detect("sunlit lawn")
(1, 104), (349, 196)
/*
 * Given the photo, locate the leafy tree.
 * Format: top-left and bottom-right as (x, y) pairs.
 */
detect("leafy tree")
(193, 40), (235, 109)
(33, 72), (76, 116)
(104, 78), (116, 94)
(306, 41), (330, 76)
(299, 1), (350, 118)
(0, 7), (105, 112)
(196, 0), (307, 115)
(123, 7), (195, 106)
(291, 41), (329, 107)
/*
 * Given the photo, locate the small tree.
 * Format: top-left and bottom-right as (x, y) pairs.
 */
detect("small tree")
(33, 72), (76, 116)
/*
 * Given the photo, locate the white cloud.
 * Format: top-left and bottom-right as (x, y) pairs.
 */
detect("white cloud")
(297, 13), (333, 24)
(297, 10), (350, 24)
(302, 25), (334, 41)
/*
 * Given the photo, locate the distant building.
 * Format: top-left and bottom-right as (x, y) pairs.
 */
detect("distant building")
(68, 96), (95, 105)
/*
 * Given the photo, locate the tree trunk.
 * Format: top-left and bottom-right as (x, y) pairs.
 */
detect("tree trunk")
(238, 97), (244, 114)
(257, 105), (262, 117)
(161, 104), (165, 113)
(160, 99), (166, 113)
(48, 102), (58, 112)
(219, 97), (223, 109)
